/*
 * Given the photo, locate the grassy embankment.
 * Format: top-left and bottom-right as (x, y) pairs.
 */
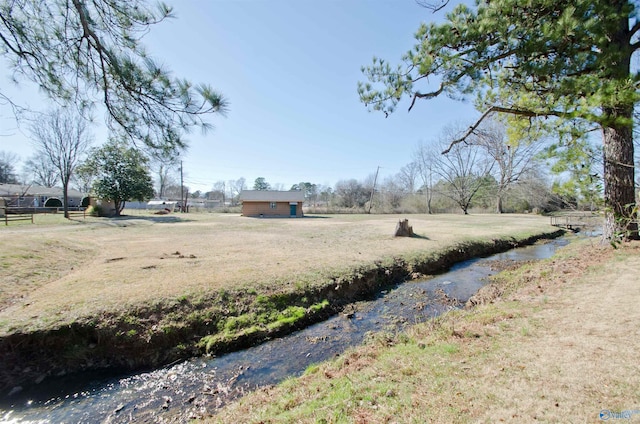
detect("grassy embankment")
(211, 236), (640, 423)
(0, 212), (560, 392)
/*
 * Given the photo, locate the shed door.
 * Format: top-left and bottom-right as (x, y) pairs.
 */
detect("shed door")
(290, 204), (297, 217)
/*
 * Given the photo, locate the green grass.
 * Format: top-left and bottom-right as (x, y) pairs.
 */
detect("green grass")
(198, 298), (330, 354)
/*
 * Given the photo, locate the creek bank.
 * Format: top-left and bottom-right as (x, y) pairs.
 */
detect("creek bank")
(0, 229), (564, 395)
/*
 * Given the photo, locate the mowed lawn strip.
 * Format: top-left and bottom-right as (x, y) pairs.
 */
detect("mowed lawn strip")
(0, 213), (555, 335)
(210, 238), (639, 423)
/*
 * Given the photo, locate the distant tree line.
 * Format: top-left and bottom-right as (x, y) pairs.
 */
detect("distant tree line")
(2, 114), (612, 215)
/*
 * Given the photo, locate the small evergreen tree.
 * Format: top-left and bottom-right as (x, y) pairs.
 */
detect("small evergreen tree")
(253, 177), (271, 191)
(81, 140), (155, 216)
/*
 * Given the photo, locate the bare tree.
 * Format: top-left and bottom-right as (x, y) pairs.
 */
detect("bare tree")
(228, 178), (246, 206)
(163, 183), (183, 200)
(157, 167), (178, 199)
(379, 175), (406, 212)
(29, 108), (93, 217)
(398, 162), (420, 194)
(431, 127), (494, 214)
(412, 143), (438, 214)
(23, 151), (59, 187)
(147, 149), (180, 199)
(472, 119), (543, 213)
(509, 167), (555, 212)
(211, 181), (226, 204)
(335, 179), (370, 209)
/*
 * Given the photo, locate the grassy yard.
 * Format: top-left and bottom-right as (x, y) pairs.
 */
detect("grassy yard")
(0, 212), (556, 335)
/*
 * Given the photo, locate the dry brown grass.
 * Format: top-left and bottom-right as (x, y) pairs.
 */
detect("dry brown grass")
(0, 212), (554, 334)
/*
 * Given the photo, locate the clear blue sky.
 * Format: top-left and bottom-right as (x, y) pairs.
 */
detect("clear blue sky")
(0, 0), (479, 193)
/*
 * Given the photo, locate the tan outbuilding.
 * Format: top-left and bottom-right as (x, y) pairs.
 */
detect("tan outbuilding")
(239, 190), (305, 218)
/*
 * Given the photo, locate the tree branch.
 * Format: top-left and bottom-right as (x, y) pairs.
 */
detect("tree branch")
(630, 19), (640, 45)
(416, 0), (449, 13)
(408, 84), (445, 111)
(0, 12), (38, 60)
(408, 44), (520, 113)
(442, 105), (564, 154)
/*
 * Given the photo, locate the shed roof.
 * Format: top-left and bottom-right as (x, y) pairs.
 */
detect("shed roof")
(239, 190), (305, 202)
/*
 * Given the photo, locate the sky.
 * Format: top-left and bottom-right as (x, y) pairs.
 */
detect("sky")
(0, 0), (479, 194)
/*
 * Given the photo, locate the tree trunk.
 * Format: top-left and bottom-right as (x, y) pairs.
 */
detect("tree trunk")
(602, 118), (638, 241)
(62, 179), (69, 219)
(114, 199), (124, 216)
(600, 5), (638, 242)
(425, 191), (432, 214)
(496, 194), (503, 214)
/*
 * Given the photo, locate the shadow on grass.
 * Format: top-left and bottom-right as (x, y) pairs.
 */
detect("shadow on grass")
(87, 214), (196, 225)
(244, 215), (332, 219)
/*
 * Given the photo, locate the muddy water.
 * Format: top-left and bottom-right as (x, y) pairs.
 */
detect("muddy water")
(0, 238), (568, 423)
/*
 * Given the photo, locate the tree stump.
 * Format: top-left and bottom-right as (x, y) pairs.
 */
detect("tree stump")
(394, 219), (414, 237)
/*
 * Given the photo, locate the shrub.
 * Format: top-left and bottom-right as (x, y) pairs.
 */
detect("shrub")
(91, 204), (107, 217)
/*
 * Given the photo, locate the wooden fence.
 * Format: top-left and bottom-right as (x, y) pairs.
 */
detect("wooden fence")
(1, 207), (86, 225)
(65, 209), (87, 219)
(3, 211), (34, 226)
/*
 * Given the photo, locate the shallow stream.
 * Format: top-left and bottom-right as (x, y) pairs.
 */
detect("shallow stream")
(0, 238), (568, 423)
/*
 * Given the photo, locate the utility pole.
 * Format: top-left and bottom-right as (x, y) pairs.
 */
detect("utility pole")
(368, 166), (380, 214)
(180, 160), (184, 213)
